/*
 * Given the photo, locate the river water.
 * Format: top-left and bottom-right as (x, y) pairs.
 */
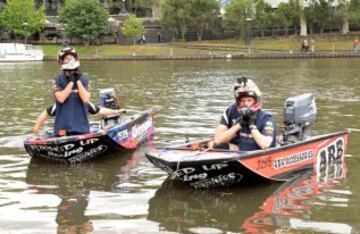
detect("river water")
(0, 59), (359, 233)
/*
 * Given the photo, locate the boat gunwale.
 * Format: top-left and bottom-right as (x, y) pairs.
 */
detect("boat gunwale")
(24, 108), (155, 146)
(146, 130), (350, 164)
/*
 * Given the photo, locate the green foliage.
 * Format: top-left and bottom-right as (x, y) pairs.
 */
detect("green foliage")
(305, 0), (334, 34)
(333, 0), (349, 32)
(122, 14), (145, 45)
(59, 0), (109, 45)
(223, 0), (254, 38)
(0, 0), (45, 40)
(188, 0), (219, 41)
(255, 0), (273, 37)
(349, 0), (360, 24)
(275, 0), (300, 36)
(160, 0), (191, 41)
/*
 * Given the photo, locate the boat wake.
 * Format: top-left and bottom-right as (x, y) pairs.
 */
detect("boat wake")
(0, 134), (32, 148)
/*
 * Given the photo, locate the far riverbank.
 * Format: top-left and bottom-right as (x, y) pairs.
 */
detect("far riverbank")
(42, 34), (360, 60)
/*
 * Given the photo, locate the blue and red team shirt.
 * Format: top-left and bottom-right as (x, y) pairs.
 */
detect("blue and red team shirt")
(53, 72), (90, 135)
(220, 103), (277, 151)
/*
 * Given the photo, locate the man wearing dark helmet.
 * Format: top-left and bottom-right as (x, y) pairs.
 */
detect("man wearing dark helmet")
(52, 47), (91, 136)
(211, 76), (277, 151)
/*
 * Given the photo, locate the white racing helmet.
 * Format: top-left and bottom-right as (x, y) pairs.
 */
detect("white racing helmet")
(61, 59), (80, 70)
(234, 76), (263, 111)
(58, 47), (80, 70)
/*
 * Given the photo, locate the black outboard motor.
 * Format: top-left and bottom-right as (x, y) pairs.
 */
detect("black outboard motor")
(281, 93), (317, 144)
(99, 88), (121, 127)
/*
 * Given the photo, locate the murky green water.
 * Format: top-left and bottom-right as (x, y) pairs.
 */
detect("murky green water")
(0, 59), (360, 233)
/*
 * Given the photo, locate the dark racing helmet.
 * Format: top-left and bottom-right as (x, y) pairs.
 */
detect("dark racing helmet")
(58, 47), (80, 70)
(234, 76), (263, 111)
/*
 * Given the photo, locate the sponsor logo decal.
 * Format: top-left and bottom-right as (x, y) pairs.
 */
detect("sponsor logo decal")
(257, 156), (272, 170)
(274, 150), (313, 169)
(132, 118), (153, 138)
(117, 129), (128, 141)
(317, 137), (344, 167)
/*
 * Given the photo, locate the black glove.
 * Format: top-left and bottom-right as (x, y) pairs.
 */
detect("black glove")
(248, 112), (257, 129)
(235, 115), (250, 128)
(235, 111), (257, 128)
(67, 70), (81, 83)
(68, 74), (76, 83)
(73, 70), (81, 82)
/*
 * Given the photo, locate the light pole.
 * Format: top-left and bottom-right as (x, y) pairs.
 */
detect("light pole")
(22, 22), (29, 44)
(119, 0), (128, 14)
(245, 17), (252, 46)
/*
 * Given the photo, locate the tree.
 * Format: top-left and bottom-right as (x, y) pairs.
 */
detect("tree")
(122, 14), (144, 45)
(255, 0), (273, 37)
(160, 0), (191, 41)
(0, 6), (4, 42)
(59, 0), (109, 45)
(304, 2), (316, 34)
(188, 0), (219, 41)
(0, 0), (45, 43)
(289, 0), (301, 34)
(223, 0), (254, 40)
(306, 0), (334, 34)
(349, 0), (360, 25)
(275, 0), (300, 36)
(333, 1), (349, 34)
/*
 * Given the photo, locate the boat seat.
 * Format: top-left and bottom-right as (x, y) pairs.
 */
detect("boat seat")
(100, 115), (125, 129)
(89, 122), (101, 133)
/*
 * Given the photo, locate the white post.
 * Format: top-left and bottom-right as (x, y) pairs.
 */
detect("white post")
(299, 0), (307, 36)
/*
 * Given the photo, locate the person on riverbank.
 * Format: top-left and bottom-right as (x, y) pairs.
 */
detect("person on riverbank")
(53, 47), (91, 136)
(33, 102), (127, 136)
(353, 39), (359, 52)
(301, 39), (309, 53)
(210, 76), (277, 151)
(310, 39), (315, 52)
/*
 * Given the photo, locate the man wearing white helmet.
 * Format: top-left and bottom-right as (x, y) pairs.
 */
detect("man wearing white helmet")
(212, 76), (277, 151)
(53, 47), (91, 136)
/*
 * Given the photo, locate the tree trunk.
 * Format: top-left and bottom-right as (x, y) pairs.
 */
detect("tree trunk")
(84, 39), (90, 46)
(181, 31), (185, 41)
(180, 25), (186, 41)
(300, 11), (307, 36)
(320, 26), (324, 34)
(197, 31), (202, 41)
(342, 20), (349, 34)
(285, 26), (289, 36)
(261, 30), (264, 38)
(294, 25), (298, 35)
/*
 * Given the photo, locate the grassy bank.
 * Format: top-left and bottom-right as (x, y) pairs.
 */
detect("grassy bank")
(182, 34), (360, 51)
(42, 44), (213, 59)
(42, 34), (360, 59)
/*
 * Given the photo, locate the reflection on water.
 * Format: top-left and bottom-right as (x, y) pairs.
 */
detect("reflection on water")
(26, 152), (134, 233)
(149, 160), (350, 233)
(243, 161), (349, 233)
(22, 148), (162, 233)
(1, 59), (360, 233)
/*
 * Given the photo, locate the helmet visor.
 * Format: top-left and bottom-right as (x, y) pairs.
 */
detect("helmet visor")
(58, 47), (78, 62)
(61, 59), (80, 70)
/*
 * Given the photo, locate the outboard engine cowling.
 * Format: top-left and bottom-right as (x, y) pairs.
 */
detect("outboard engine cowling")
(99, 88), (121, 127)
(282, 93), (317, 144)
(99, 88), (120, 110)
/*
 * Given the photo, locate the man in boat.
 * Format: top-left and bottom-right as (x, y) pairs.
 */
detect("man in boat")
(211, 76), (277, 151)
(53, 47), (91, 136)
(33, 102), (127, 136)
